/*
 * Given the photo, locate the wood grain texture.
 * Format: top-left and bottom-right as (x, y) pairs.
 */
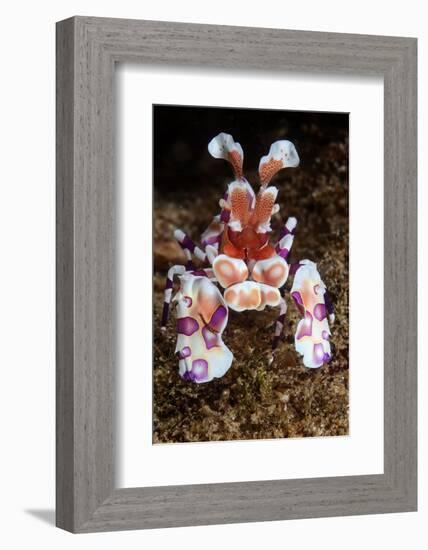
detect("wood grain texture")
(56, 17), (75, 532)
(56, 16), (417, 533)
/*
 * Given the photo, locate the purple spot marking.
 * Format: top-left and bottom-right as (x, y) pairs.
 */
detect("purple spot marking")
(202, 235), (221, 246)
(291, 291), (304, 307)
(314, 303), (327, 321)
(220, 209), (230, 223)
(179, 346), (191, 359)
(324, 292), (334, 315)
(165, 278), (173, 289)
(209, 305), (228, 332)
(291, 291), (305, 315)
(296, 311), (313, 339)
(279, 224), (295, 240)
(202, 326), (220, 349)
(184, 296), (193, 307)
(290, 262), (302, 276)
(182, 236), (195, 252)
(322, 330), (330, 340)
(278, 247), (289, 259)
(278, 227), (287, 240)
(312, 344), (331, 366)
(161, 302), (169, 327)
(176, 317), (199, 336)
(181, 371), (195, 382)
(191, 359), (209, 381)
(313, 343), (325, 365)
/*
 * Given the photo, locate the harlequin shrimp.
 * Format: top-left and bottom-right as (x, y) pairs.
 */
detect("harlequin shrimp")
(160, 132), (334, 383)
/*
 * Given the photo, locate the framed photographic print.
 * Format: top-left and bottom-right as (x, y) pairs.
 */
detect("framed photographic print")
(56, 17), (417, 532)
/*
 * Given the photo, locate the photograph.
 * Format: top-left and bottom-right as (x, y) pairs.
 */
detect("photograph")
(0, 0), (420, 543)
(152, 104), (349, 443)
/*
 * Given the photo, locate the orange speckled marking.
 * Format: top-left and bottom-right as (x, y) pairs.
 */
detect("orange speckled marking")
(260, 158), (283, 185)
(251, 190), (276, 226)
(228, 150), (243, 179)
(230, 186), (251, 226)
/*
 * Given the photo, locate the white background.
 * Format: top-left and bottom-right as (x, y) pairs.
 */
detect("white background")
(0, 1), (425, 549)
(118, 67), (383, 487)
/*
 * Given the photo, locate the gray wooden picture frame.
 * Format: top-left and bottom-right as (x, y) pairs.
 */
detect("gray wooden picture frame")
(56, 16), (417, 533)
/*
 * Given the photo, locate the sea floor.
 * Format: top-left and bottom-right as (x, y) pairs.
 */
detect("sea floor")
(152, 128), (349, 443)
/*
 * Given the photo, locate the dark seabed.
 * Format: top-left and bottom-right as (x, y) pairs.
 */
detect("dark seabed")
(152, 105), (349, 443)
